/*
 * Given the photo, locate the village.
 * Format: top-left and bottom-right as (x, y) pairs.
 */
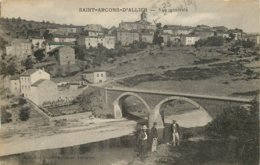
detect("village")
(1, 11), (259, 109)
(0, 9), (259, 165)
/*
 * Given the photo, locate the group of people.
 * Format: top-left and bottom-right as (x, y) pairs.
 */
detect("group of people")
(136, 120), (180, 161)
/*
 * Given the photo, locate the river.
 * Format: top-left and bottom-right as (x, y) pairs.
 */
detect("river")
(0, 135), (136, 165)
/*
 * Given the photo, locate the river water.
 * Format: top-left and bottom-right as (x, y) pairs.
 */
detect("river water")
(0, 135), (137, 165)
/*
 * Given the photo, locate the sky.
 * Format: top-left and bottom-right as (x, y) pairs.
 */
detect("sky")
(1, 0), (259, 33)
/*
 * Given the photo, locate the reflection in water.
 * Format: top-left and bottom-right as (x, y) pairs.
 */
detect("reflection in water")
(0, 126), (245, 165)
(0, 135), (136, 165)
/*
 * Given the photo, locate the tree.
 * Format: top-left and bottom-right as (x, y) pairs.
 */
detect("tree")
(19, 106), (30, 121)
(43, 30), (53, 40)
(153, 22), (164, 46)
(153, 31), (160, 45)
(1, 108), (12, 124)
(34, 49), (45, 62)
(18, 97), (27, 105)
(24, 56), (33, 70)
(206, 99), (259, 165)
(5, 61), (18, 76)
(195, 37), (224, 47)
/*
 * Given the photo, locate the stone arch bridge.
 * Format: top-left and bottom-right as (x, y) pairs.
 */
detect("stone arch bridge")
(99, 87), (252, 128)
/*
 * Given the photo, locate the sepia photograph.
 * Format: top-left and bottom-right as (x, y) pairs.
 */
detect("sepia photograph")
(0, 0), (259, 164)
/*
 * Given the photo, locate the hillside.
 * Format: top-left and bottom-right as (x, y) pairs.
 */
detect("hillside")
(95, 46), (259, 99)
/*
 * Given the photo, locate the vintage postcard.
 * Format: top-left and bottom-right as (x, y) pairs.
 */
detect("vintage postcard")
(0, 0), (259, 164)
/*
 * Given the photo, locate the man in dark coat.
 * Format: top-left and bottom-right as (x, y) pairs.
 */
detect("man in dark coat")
(150, 122), (158, 152)
(170, 120), (180, 146)
(137, 125), (148, 161)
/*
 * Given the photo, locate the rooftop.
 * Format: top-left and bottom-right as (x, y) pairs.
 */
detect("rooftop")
(11, 39), (31, 44)
(20, 69), (39, 76)
(47, 42), (75, 46)
(31, 79), (56, 87)
(31, 79), (47, 87)
(83, 69), (106, 73)
(10, 75), (20, 80)
(117, 30), (140, 33)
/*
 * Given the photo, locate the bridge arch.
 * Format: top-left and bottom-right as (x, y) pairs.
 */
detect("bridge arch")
(113, 92), (151, 119)
(153, 96), (212, 127)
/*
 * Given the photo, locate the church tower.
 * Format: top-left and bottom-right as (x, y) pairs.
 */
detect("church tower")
(140, 11), (147, 21)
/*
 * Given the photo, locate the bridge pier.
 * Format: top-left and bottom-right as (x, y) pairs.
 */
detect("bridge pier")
(113, 102), (123, 118)
(148, 111), (164, 129)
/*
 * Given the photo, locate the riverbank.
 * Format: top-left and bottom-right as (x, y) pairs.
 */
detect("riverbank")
(124, 138), (245, 165)
(0, 118), (137, 156)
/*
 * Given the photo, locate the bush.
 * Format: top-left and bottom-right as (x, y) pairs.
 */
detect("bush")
(19, 97), (27, 105)
(206, 100), (259, 164)
(195, 36), (224, 47)
(19, 106), (30, 121)
(1, 108), (12, 124)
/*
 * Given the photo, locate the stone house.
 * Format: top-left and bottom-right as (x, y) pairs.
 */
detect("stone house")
(247, 34), (260, 45)
(165, 25), (194, 35)
(53, 36), (76, 43)
(84, 24), (103, 32)
(180, 35), (200, 46)
(30, 79), (58, 106)
(141, 33), (154, 43)
(20, 69), (50, 98)
(87, 30), (104, 37)
(57, 46), (76, 66)
(192, 29), (215, 40)
(85, 36), (116, 49)
(5, 39), (32, 59)
(82, 71), (106, 84)
(103, 36), (116, 49)
(10, 75), (20, 96)
(116, 30), (140, 46)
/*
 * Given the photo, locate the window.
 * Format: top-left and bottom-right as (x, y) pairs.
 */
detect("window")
(101, 73), (103, 77)
(97, 74), (99, 77)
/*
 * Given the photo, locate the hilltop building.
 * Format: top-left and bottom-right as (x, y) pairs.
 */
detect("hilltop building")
(119, 11), (156, 31)
(117, 30), (140, 46)
(85, 36), (116, 49)
(163, 25), (194, 35)
(141, 32), (154, 43)
(84, 24), (103, 32)
(192, 29), (215, 40)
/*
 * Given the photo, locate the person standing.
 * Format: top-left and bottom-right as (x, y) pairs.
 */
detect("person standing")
(138, 125), (148, 161)
(150, 122), (158, 152)
(170, 120), (180, 146)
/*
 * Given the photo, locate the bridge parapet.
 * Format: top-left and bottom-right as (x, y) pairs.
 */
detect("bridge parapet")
(102, 86), (253, 128)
